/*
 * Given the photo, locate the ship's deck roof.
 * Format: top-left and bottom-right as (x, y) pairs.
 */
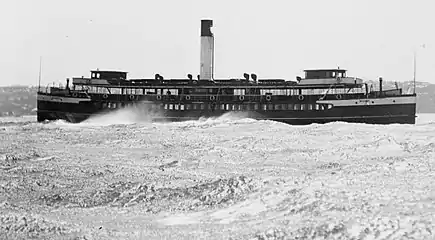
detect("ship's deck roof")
(90, 70), (128, 74)
(72, 81), (363, 89)
(304, 69), (347, 72)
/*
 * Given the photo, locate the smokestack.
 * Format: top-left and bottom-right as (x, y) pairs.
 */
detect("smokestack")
(379, 77), (383, 93)
(200, 19), (214, 81)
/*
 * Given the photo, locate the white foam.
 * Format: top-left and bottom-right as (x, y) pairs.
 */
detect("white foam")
(80, 104), (163, 127)
(3, 111), (435, 238)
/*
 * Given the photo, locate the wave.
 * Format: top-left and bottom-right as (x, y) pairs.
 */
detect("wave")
(164, 111), (258, 130)
(71, 107), (257, 128)
(2, 112), (435, 134)
(2, 113), (435, 239)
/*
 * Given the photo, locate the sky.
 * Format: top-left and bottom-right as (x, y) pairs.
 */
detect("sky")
(2, 0), (434, 87)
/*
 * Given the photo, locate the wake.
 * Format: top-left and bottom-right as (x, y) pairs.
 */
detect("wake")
(64, 106), (255, 127)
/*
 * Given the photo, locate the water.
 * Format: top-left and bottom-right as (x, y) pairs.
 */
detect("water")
(1, 110), (435, 239)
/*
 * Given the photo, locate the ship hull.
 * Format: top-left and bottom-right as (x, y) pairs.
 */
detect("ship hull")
(37, 94), (416, 125)
(36, 110), (415, 125)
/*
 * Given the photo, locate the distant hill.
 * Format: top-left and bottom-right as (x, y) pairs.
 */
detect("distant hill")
(0, 81), (434, 117)
(0, 86), (38, 117)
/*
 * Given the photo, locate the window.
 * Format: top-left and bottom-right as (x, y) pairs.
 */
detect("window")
(110, 88), (122, 94)
(163, 89), (179, 95)
(234, 89), (246, 95)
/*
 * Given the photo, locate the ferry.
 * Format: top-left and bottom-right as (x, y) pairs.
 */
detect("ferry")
(37, 20), (417, 125)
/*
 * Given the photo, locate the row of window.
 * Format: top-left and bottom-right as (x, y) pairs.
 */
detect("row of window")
(103, 102), (333, 111)
(74, 85), (366, 96)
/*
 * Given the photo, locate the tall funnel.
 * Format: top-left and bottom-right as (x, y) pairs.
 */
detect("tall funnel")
(200, 19), (214, 81)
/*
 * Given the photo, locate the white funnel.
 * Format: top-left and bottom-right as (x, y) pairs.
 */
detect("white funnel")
(200, 19), (214, 81)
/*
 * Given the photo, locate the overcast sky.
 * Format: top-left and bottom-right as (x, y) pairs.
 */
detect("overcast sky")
(2, 0), (434, 86)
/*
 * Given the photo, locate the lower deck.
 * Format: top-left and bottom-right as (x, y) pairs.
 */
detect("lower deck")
(36, 93), (417, 125)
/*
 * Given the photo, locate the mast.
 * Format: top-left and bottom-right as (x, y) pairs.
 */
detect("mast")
(413, 50), (416, 95)
(38, 56), (42, 92)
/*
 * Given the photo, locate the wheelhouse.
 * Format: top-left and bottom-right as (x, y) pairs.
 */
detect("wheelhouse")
(90, 70), (128, 81)
(297, 68), (363, 86)
(304, 69), (347, 79)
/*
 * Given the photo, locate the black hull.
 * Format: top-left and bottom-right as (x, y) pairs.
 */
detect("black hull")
(37, 110), (415, 125)
(37, 95), (416, 125)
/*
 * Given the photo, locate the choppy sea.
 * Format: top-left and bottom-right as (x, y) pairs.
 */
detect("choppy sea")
(1, 109), (435, 240)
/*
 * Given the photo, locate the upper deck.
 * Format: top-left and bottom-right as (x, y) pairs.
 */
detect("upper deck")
(41, 68), (408, 102)
(71, 70), (364, 89)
